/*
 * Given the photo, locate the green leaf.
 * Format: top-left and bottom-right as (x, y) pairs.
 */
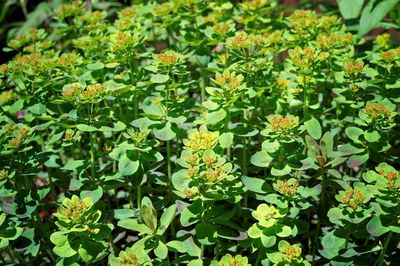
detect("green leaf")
(117, 219), (153, 235)
(154, 241), (168, 259)
(338, 0), (364, 19)
(320, 131), (333, 158)
(358, 0), (399, 36)
(364, 130), (380, 142)
(118, 155), (139, 176)
(87, 62), (105, 70)
(77, 124), (97, 132)
(157, 204), (176, 235)
(304, 117), (322, 140)
(141, 197), (157, 232)
(166, 241), (187, 253)
(50, 232), (68, 246)
(113, 209), (137, 220)
(345, 127), (364, 143)
(241, 176), (270, 194)
(271, 164), (291, 176)
(195, 223), (218, 245)
(218, 132), (233, 149)
(367, 216), (390, 237)
(8, 99), (24, 115)
(80, 186), (103, 204)
(180, 200), (203, 227)
(153, 122), (176, 141)
(151, 74), (169, 84)
(61, 160), (85, 171)
(250, 151), (273, 167)
(53, 242), (77, 258)
(205, 108), (226, 125)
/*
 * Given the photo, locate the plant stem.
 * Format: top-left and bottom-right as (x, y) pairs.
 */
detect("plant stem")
(303, 74), (308, 119)
(375, 231), (393, 266)
(89, 131), (96, 179)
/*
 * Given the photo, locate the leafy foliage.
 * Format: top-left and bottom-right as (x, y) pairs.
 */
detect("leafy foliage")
(0, 0), (400, 265)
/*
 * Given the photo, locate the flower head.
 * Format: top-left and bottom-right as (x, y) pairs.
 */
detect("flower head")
(226, 31), (251, 50)
(267, 114), (299, 132)
(155, 50), (181, 66)
(252, 204), (286, 228)
(183, 128), (219, 152)
(214, 70), (244, 92)
(54, 195), (95, 225)
(211, 254), (250, 266)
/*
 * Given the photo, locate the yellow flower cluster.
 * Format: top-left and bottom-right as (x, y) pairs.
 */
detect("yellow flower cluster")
(226, 31), (251, 50)
(252, 204), (285, 228)
(365, 103), (390, 119)
(341, 189), (364, 210)
(62, 83), (81, 100)
(153, 2), (174, 17)
(289, 46), (317, 69)
(316, 33), (353, 50)
(343, 60), (364, 74)
(213, 23), (230, 36)
(242, 0), (270, 11)
(377, 164), (399, 189)
(214, 70), (244, 91)
(0, 91), (13, 106)
(276, 180), (299, 197)
(379, 49), (398, 62)
(110, 31), (140, 57)
(267, 114), (298, 132)
(156, 50), (181, 66)
(4, 124), (29, 149)
(375, 33), (391, 49)
(282, 244), (302, 263)
(55, 0), (85, 20)
(0, 170), (8, 181)
(58, 52), (78, 69)
(289, 10), (318, 32)
(184, 129), (219, 152)
(119, 253), (140, 266)
(81, 83), (107, 100)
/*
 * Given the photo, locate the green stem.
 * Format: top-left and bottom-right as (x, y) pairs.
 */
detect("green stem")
(167, 140), (172, 184)
(89, 131), (96, 179)
(6, 245), (18, 264)
(375, 231), (393, 266)
(137, 179), (141, 207)
(303, 74), (308, 119)
(47, 168), (57, 200)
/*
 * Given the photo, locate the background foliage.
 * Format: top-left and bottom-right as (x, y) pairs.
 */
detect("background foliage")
(1, 0), (400, 265)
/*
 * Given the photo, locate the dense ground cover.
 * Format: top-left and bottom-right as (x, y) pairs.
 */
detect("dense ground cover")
(1, 0), (400, 265)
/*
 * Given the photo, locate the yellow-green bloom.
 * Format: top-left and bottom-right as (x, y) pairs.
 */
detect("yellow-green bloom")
(252, 204), (286, 228)
(211, 254), (250, 266)
(183, 128), (219, 152)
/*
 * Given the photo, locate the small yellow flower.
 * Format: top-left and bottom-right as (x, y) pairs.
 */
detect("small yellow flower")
(267, 114), (298, 132)
(276, 179), (299, 197)
(226, 31), (251, 50)
(379, 50), (397, 62)
(184, 129), (219, 152)
(343, 60), (364, 74)
(62, 83), (81, 100)
(214, 70), (244, 91)
(365, 102), (390, 119)
(0, 170), (8, 181)
(155, 50), (181, 66)
(281, 244), (302, 262)
(252, 204), (285, 228)
(153, 2), (174, 17)
(81, 83), (106, 100)
(375, 33), (391, 49)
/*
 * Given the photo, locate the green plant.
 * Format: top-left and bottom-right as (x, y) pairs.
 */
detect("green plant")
(0, 1), (400, 265)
